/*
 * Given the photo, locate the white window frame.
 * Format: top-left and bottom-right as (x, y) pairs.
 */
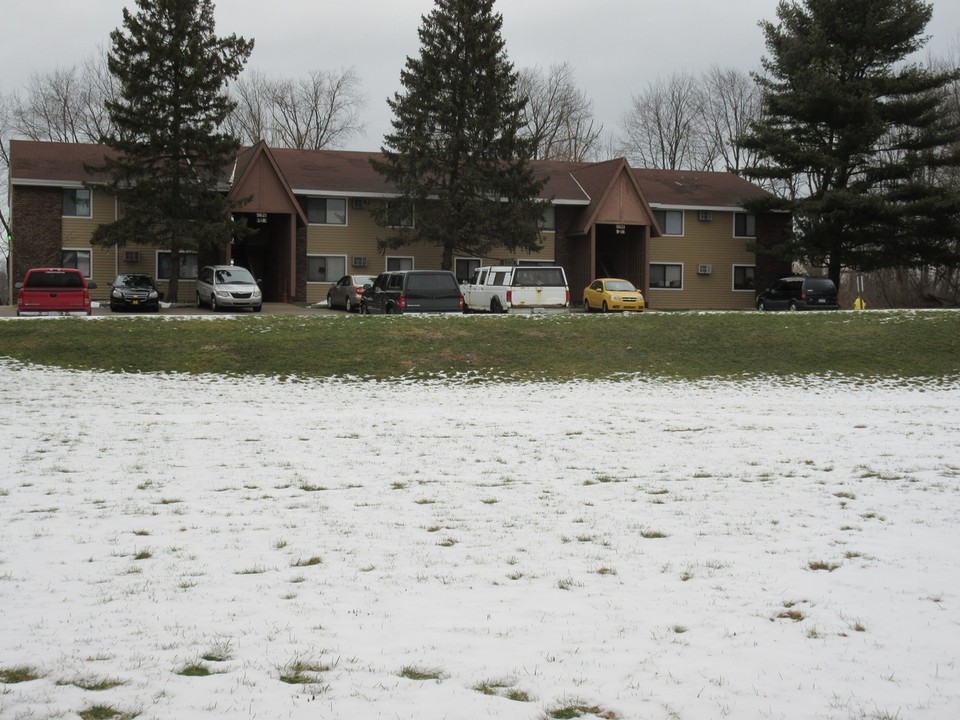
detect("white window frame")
(649, 262), (684, 290)
(538, 205), (555, 232)
(386, 256), (414, 272)
(306, 197), (348, 226)
(653, 209), (684, 236)
(732, 264), (756, 292)
(306, 254), (347, 284)
(734, 212), (756, 238)
(62, 188), (92, 218)
(61, 248), (92, 278)
(156, 251), (199, 281)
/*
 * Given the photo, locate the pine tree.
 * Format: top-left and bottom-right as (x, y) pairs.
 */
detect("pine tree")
(372, 0), (547, 269)
(90, 0), (253, 303)
(740, 0), (960, 287)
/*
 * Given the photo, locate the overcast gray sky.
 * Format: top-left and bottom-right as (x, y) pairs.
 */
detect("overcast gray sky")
(3, 0), (959, 151)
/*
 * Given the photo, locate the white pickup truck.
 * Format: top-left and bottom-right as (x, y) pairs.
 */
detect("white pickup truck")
(461, 265), (569, 313)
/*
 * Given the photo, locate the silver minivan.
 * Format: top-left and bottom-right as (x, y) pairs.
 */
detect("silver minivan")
(195, 265), (263, 312)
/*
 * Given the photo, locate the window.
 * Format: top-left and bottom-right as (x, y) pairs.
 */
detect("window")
(157, 251), (198, 281)
(539, 206), (555, 231)
(63, 189), (91, 217)
(733, 265), (756, 291)
(385, 200), (414, 228)
(307, 255), (346, 283)
(455, 258), (481, 283)
(649, 263), (683, 289)
(387, 256), (413, 271)
(734, 213), (756, 237)
(653, 210), (683, 235)
(62, 249), (92, 277)
(306, 197), (347, 225)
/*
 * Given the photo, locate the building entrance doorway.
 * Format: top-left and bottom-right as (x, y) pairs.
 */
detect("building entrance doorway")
(231, 213), (293, 302)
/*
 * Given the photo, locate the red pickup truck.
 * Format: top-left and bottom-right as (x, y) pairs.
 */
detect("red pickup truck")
(16, 268), (98, 317)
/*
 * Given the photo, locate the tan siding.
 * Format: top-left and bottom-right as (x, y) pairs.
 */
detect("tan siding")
(61, 190), (119, 297)
(647, 211), (756, 310)
(303, 206), (557, 304)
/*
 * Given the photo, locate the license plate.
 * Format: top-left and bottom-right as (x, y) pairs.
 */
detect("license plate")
(132, 299), (140, 305)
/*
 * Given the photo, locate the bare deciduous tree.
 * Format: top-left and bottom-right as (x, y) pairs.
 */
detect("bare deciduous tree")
(620, 72), (711, 170)
(518, 62), (602, 161)
(8, 50), (117, 143)
(228, 67), (366, 149)
(701, 66), (761, 173)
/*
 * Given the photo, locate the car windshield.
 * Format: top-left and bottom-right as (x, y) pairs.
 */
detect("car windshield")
(215, 268), (256, 284)
(605, 281), (636, 292)
(115, 274), (153, 288)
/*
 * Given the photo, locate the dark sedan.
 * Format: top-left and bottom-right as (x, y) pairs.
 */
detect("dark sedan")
(109, 273), (162, 312)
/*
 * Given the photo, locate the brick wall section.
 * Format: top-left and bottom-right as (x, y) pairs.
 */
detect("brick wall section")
(11, 186), (63, 283)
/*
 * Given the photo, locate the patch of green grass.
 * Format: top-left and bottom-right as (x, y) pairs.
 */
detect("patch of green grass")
(2, 311), (957, 382)
(545, 701), (617, 719)
(176, 663), (212, 677)
(0, 665), (41, 683)
(77, 705), (139, 720)
(640, 529), (669, 539)
(278, 658), (330, 685)
(399, 665), (443, 681)
(63, 676), (127, 691)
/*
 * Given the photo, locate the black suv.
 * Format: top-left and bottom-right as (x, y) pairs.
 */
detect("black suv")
(359, 270), (464, 314)
(756, 276), (839, 311)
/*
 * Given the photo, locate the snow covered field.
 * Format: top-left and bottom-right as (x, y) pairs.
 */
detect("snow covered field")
(1, 359), (959, 720)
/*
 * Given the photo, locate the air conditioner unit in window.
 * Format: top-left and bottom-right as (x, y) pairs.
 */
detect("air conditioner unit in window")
(697, 264), (713, 275)
(124, 250), (140, 262)
(352, 256), (368, 268)
(698, 210), (713, 222)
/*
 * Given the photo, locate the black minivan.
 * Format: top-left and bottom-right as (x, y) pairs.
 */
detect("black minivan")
(756, 276), (839, 311)
(360, 270), (464, 314)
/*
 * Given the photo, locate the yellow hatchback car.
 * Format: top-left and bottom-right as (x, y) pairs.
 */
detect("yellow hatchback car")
(582, 278), (645, 312)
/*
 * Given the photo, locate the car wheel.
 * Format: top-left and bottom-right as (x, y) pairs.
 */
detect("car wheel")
(210, 295), (218, 312)
(327, 293), (334, 309)
(602, 301), (609, 313)
(344, 296), (353, 312)
(582, 298), (591, 313)
(254, 304), (262, 313)
(384, 304), (392, 315)
(196, 292), (203, 309)
(491, 296), (504, 314)
(788, 300), (799, 311)
(757, 299), (766, 312)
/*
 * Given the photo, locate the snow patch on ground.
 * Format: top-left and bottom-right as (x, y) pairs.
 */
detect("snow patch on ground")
(1, 359), (959, 719)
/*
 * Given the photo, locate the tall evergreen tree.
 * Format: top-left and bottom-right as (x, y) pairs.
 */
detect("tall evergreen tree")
(740, 0), (960, 287)
(372, 0), (546, 269)
(90, 0), (253, 303)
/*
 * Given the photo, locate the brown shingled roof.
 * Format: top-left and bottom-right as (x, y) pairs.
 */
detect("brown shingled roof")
(9, 140), (116, 185)
(633, 168), (771, 208)
(10, 140), (772, 209)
